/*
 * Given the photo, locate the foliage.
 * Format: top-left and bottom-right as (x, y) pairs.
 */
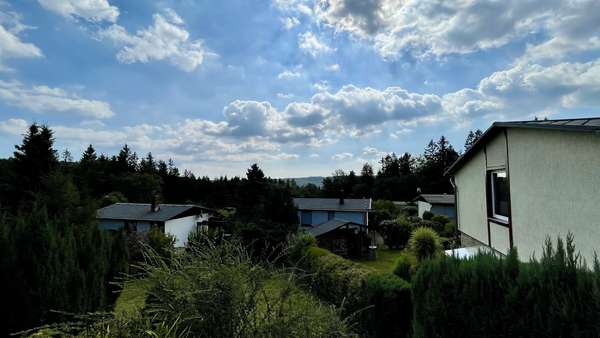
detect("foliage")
(362, 273), (412, 338)
(412, 235), (600, 337)
(236, 219), (297, 260)
(379, 218), (413, 249)
(147, 226), (176, 260)
(408, 227), (443, 261)
(421, 210), (434, 220)
(286, 231), (317, 265)
(464, 129), (483, 151)
(393, 251), (418, 281)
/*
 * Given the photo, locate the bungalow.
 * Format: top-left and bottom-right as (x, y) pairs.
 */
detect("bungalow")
(413, 194), (456, 222)
(446, 117), (600, 262)
(97, 201), (211, 247)
(293, 197), (371, 257)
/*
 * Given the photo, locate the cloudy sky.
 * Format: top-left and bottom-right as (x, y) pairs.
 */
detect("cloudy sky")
(1, 0), (600, 177)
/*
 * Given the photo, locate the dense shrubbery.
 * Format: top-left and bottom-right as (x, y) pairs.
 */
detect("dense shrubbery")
(379, 218), (414, 249)
(421, 211), (434, 220)
(393, 251), (418, 281)
(362, 273), (412, 338)
(35, 236), (355, 337)
(412, 235), (600, 337)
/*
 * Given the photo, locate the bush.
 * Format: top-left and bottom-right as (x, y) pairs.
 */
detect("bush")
(408, 227), (442, 261)
(430, 215), (450, 225)
(393, 251), (417, 281)
(380, 218), (413, 249)
(412, 235), (600, 338)
(362, 273), (412, 338)
(147, 226), (176, 260)
(421, 211), (434, 220)
(286, 231), (317, 265)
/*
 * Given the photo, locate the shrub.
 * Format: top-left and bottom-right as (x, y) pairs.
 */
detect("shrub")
(408, 227), (442, 261)
(443, 221), (457, 238)
(412, 235), (600, 338)
(147, 226), (176, 260)
(286, 231), (317, 265)
(380, 218), (413, 249)
(393, 251), (417, 281)
(421, 211), (434, 220)
(362, 273), (412, 338)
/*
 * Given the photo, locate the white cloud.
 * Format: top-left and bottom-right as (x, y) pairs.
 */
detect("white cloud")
(98, 10), (207, 72)
(277, 69), (302, 80)
(0, 118), (27, 135)
(277, 92), (295, 99)
(332, 152), (353, 160)
(298, 31), (334, 57)
(301, 0), (600, 61)
(0, 80), (115, 118)
(0, 10), (43, 71)
(362, 146), (386, 158)
(312, 81), (330, 92)
(326, 63), (340, 72)
(38, 0), (119, 23)
(281, 16), (300, 30)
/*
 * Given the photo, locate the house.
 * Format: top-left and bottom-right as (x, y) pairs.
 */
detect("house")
(293, 197), (371, 257)
(446, 117), (600, 261)
(97, 200), (211, 247)
(413, 194), (456, 222)
(293, 197), (371, 227)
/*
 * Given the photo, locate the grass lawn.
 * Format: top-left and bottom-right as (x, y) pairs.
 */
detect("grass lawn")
(114, 279), (151, 318)
(353, 247), (406, 273)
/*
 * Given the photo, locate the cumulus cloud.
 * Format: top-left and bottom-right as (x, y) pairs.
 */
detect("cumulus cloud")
(99, 11), (207, 71)
(298, 31), (334, 57)
(362, 146), (386, 158)
(277, 69), (302, 80)
(38, 0), (119, 23)
(331, 152), (353, 160)
(0, 80), (115, 118)
(0, 118), (28, 135)
(0, 10), (43, 71)
(281, 16), (300, 30)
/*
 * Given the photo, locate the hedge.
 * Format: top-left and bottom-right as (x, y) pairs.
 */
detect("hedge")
(297, 242), (413, 338)
(412, 235), (600, 337)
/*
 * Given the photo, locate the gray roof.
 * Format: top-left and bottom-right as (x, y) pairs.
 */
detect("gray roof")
(305, 219), (366, 237)
(414, 194), (455, 205)
(293, 198), (372, 212)
(446, 117), (600, 175)
(97, 203), (208, 222)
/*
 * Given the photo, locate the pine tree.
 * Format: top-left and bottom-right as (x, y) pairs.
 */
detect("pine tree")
(246, 163), (266, 183)
(464, 129), (483, 151)
(81, 144), (97, 163)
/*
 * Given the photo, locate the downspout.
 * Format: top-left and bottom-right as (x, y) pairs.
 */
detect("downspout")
(450, 176), (460, 249)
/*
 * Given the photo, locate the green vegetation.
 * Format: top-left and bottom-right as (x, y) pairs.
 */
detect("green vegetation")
(408, 227), (443, 261)
(354, 247), (407, 273)
(114, 279), (151, 318)
(412, 234), (600, 337)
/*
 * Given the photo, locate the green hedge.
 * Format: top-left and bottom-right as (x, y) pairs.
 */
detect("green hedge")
(412, 236), (600, 337)
(299, 244), (413, 338)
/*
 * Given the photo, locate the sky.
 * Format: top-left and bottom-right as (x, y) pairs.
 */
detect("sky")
(1, 0), (600, 178)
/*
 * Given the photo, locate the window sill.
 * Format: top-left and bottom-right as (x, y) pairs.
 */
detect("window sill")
(488, 217), (509, 227)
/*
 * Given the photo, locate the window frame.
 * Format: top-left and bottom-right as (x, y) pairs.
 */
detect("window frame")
(488, 169), (509, 222)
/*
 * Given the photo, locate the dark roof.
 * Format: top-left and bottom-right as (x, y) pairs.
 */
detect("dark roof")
(305, 219), (366, 237)
(97, 203), (209, 222)
(446, 117), (600, 176)
(413, 194), (455, 205)
(293, 198), (372, 212)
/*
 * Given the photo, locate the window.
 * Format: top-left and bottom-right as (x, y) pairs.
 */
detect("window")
(327, 211), (335, 220)
(300, 211), (312, 226)
(489, 170), (509, 221)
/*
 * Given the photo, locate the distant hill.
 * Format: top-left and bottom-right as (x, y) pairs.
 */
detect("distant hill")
(285, 176), (325, 187)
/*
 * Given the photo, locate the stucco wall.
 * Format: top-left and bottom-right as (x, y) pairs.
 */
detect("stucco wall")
(165, 214), (209, 247)
(490, 222), (510, 254)
(417, 201), (431, 218)
(486, 132), (507, 168)
(508, 128), (600, 262)
(455, 149), (488, 245)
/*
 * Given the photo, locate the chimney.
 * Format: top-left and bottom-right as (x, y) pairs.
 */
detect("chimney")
(151, 193), (160, 212)
(339, 189), (345, 205)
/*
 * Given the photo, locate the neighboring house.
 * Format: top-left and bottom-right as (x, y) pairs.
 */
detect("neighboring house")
(446, 117), (600, 262)
(293, 197), (371, 227)
(413, 194), (456, 222)
(293, 197), (372, 257)
(97, 202), (211, 247)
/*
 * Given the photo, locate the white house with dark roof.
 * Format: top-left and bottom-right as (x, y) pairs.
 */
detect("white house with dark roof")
(446, 117), (600, 262)
(413, 194), (456, 222)
(97, 201), (211, 247)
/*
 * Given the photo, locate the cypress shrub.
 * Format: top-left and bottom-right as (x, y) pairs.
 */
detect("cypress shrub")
(362, 273), (412, 338)
(412, 235), (600, 337)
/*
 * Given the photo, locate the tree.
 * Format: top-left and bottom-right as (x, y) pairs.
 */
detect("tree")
(139, 152), (157, 174)
(115, 144), (137, 173)
(13, 123), (58, 198)
(398, 152), (414, 176)
(464, 129), (483, 151)
(81, 144), (97, 163)
(246, 163), (266, 183)
(378, 153), (400, 178)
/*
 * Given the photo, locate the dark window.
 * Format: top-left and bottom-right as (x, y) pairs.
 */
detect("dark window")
(301, 211), (312, 226)
(489, 170), (509, 221)
(328, 211), (335, 220)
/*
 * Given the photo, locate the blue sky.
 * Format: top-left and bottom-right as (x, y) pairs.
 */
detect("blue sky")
(1, 0), (600, 177)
